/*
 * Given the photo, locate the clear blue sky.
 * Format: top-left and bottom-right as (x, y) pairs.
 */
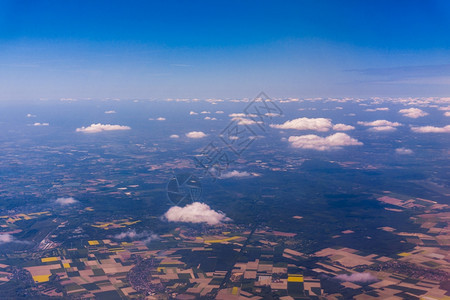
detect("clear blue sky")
(1, 0), (449, 100)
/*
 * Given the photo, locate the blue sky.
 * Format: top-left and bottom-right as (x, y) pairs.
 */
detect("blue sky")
(1, 0), (449, 100)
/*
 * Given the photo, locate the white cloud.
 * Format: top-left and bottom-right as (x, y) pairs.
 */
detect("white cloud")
(76, 123), (131, 133)
(365, 107), (389, 112)
(186, 131), (207, 139)
(55, 197), (78, 205)
(396, 148), (413, 155)
(33, 122), (49, 126)
(0, 233), (15, 244)
(411, 125), (450, 133)
(26, 113), (36, 117)
(220, 170), (251, 179)
(229, 113), (247, 118)
(399, 108), (428, 118)
(0, 233), (28, 245)
(113, 230), (159, 243)
(164, 202), (230, 225)
(335, 273), (378, 283)
(288, 133), (363, 151)
(200, 111), (210, 114)
(204, 116), (217, 120)
(170, 134), (180, 139)
(189, 111), (198, 115)
(215, 111), (224, 114)
(332, 124), (355, 131)
(156, 117), (166, 121)
(104, 110), (116, 114)
(271, 117), (332, 132)
(369, 126), (397, 132)
(445, 112), (450, 117)
(235, 118), (257, 125)
(357, 120), (402, 127)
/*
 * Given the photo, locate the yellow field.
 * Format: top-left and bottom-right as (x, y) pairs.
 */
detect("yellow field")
(41, 257), (59, 263)
(288, 274), (304, 282)
(33, 275), (51, 283)
(232, 287), (239, 295)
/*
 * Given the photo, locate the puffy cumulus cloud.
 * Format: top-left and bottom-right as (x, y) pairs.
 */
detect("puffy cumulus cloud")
(396, 148), (413, 155)
(189, 111), (198, 115)
(76, 123), (131, 133)
(157, 117), (166, 121)
(200, 111), (210, 114)
(104, 110), (116, 114)
(445, 112), (450, 117)
(215, 110), (224, 114)
(170, 134), (180, 139)
(220, 170), (251, 179)
(411, 125), (450, 133)
(113, 230), (159, 244)
(26, 113), (36, 117)
(332, 124), (355, 131)
(204, 116), (217, 120)
(186, 131), (207, 139)
(357, 120), (402, 127)
(399, 108), (428, 118)
(439, 106), (450, 111)
(33, 122), (49, 126)
(271, 118), (332, 132)
(365, 107), (389, 112)
(164, 202), (231, 225)
(335, 272), (378, 283)
(55, 197), (78, 205)
(288, 133), (363, 151)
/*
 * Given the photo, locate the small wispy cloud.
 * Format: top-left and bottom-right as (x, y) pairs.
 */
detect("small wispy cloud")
(411, 125), (450, 133)
(358, 120), (402, 132)
(113, 230), (159, 244)
(220, 170), (252, 179)
(0, 233), (16, 244)
(33, 122), (49, 126)
(395, 148), (413, 155)
(76, 123), (131, 133)
(0, 233), (28, 245)
(186, 131), (207, 139)
(332, 124), (355, 131)
(55, 197), (78, 205)
(365, 107), (389, 112)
